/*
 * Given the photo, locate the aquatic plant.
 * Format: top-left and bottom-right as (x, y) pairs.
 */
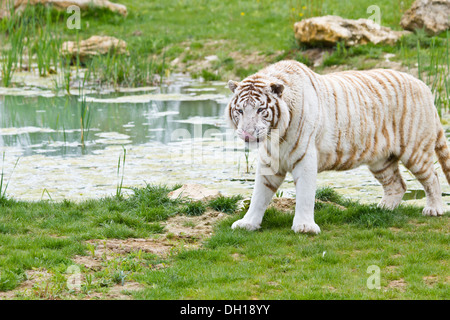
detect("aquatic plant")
(0, 2), (25, 86)
(1, 40), (17, 87)
(244, 144), (250, 174)
(0, 152), (20, 201)
(0, 4), (63, 86)
(0, 4), (164, 90)
(30, 7), (62, 77)
(116, 146), (127, 198)
(87, 40), (166, 89)
(79, 94), (91, 147)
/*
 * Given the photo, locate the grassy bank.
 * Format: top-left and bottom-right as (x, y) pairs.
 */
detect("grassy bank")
(0, 0), (448, 111)
(0, 184), (242, 298)
(132, 188), (449, 300)
(0, 186), (447, 299)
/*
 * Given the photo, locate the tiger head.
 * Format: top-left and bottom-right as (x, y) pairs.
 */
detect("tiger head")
(225, 78), (290, 145)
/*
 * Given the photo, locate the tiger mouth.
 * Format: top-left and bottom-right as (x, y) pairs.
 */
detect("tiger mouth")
(244, 136), (266, 144)
(245, 137), (261, 143)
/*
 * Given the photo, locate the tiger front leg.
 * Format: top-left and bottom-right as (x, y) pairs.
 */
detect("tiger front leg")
(291, 149), (321, 234)
(231, 163), (286, 231)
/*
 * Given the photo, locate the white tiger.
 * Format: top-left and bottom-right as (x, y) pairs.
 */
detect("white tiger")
(225, 60), (449, 234)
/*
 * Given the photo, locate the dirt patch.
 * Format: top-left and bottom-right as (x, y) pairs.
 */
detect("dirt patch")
(269, 197), (346, 212)
(84, 281), (145, 300)
(332, 61), (416, 77)
(163, 209), (227, 240)
(423, 276), (439, 287)
(0, 269), (52, 300)
(168, 183), (221, 201)
(72, 255), (104, 271)
(385, 279), (407, 292)
(386, 265), (399, 273)
(408, 219), (428, 227)
(231, 253), (243, 261)
(269, 197), (296, 212)
(86, 238), (175, 258)
(1, 207), (230, 300)
(70, 237), (176, 275)
(228, 50), (281, 70)
(69, 209), (229, 299)
(169, 39), (281, 78)
(73, 208), (227, 267)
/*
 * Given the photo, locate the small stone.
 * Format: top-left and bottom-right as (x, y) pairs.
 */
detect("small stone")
(167, 184), (221, 201)
(204, 55), (219, 62)
(61, 35), (127, 63)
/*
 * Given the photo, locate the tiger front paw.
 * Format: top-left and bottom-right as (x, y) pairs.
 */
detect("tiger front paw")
(292, 222), (321, 234)
(422, 206), (445, 217)
(231, 219), (260, 231)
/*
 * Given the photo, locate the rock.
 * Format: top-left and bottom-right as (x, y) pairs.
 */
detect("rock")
(61, 35), (127, 62)
(0, 0), (127, 20)
(400, 0), (450, 35)
(294, 15), (410, 47)
(170, 57), (181, 67)
(168, 184), (221, 201)
(204, 55), (219, 62)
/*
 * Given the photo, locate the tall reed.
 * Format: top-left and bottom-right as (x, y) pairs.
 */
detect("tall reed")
(0, 4), (63, 86)
(116, 146), (127, 198)
(79, 93), (91, 147)
(1, 1), (26, 86)
(0, 4), (165, 89)
(416, 31), (450, 116)
(0, 151), (20, 201)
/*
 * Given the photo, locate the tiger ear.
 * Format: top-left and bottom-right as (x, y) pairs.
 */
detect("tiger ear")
(270, 83), (284, 97)
(228, 80), (239, 93)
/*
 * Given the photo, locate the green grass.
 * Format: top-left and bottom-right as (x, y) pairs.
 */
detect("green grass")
(0, 184), (178, 292)
(181, 201), (207, 217)
(1, 185), (447, 299)
(0, 184), (245, 297)
(208, 195), (243, 214)
(132, 189), (449, 300)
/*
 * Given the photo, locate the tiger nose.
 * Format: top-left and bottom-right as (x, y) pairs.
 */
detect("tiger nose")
(242, 130), (256, 142)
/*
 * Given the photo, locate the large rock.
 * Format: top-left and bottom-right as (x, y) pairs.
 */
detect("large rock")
(400, 0), (450, 35)
(61, 35), (127, 62)
(294, 15), (410, 47)
(0, 0), (127, 19)
(168, 184), (221, 202)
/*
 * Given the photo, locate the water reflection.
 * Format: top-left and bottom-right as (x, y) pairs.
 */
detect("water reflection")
(0, 88), (228, 157)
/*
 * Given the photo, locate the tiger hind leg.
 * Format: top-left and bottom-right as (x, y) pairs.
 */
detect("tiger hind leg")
(369, 157), (407, 210)
(404, 157), (444, 216)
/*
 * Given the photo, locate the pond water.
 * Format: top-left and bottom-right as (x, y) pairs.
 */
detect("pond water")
(1, 73), (450, 208)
